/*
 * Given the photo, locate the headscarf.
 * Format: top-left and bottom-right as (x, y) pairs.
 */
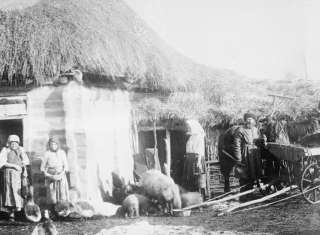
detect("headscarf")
(48, 137), (60, 152)
(6, 135), (21, 148)
(7, 134), (20, 144)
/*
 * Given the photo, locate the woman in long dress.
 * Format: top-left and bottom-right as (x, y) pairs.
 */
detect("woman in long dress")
(0, 134), (30, 221)
(182, 120), (207, 200)
(41, 137), (69, 214)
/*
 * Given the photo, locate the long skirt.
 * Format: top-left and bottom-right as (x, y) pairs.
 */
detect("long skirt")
(0, 168), (24, 211)
(45, 174), (70, 206)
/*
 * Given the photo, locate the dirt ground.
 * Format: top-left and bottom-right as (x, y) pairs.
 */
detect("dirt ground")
(1, 196), (320, 235)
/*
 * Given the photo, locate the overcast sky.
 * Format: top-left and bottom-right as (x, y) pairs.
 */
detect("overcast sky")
(125, 0), (319, 81)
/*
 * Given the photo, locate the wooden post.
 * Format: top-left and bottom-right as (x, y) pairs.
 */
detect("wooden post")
(153, 116), (157, 162)
(131, 110), (139, 155)
(165, 129), (171, 176)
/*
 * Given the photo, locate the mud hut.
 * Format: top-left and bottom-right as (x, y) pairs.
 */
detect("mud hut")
(0, 0), (234, 204)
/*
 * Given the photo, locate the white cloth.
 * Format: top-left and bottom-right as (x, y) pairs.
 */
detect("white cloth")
(185, 119), (205, 156)
(185, 119), (205, 136)
(186, 134), (205, 156)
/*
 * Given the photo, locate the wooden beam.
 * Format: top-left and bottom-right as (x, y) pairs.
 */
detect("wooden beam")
(181, 186), (260, 210)
(138, 126), (166, 131)
(0, 115), (25, 120)
(217, 185), (298, 216)
(207, 184), (244, 201)
(153, 118), (158, 166)
(229, 189), (303, 215)
(165, 129), (171, 176)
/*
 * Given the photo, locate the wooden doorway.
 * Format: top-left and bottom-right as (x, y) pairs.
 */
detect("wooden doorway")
(0, 119), (23, 149)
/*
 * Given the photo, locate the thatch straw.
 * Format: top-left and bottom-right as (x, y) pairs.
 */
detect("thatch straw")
(3, 0), (319, 124)
(133, 77), (320, 129)
(0, 0), (228, 91)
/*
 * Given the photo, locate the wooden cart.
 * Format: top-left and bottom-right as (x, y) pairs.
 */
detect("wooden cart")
(261, 142), (320, 204)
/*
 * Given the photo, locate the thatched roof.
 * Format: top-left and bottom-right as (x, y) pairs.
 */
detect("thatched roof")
(132, 77), (320, 129)
(0, 0), (226, 90)
(5, 0), (317, 128)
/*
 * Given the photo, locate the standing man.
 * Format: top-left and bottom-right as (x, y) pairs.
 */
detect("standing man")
(219, 112), (261, 199)
(239, 113), (261, 194)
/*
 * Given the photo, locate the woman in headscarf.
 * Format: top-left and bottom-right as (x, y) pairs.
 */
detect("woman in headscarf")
(41, 137), (69, 214)
(0, 135), (30, 221)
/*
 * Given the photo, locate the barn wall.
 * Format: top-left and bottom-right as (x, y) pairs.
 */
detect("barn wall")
(205, 127), (225, 162)
(62, 82), (134, 201)
(24, 83), (135, 205)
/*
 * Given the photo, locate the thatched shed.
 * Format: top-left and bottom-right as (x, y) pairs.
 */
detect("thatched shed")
(0, 0), (232, 204)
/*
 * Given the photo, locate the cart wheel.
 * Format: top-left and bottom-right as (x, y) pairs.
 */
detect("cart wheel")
(300, 163), (320, 204)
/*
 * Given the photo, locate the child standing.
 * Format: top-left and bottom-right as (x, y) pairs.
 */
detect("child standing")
(41, 137), (69, 214)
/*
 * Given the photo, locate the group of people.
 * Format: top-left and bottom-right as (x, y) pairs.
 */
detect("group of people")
(0, 135), (69, 221)
(0, 112), (274, 220)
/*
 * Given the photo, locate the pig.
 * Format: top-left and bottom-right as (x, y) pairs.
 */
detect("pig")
(178, 185), (188, 194)
(115, 206), (125, 217)
(122, 194), (156, 218)
(180, 192), (203, 208)
(138, 170), (181, 214)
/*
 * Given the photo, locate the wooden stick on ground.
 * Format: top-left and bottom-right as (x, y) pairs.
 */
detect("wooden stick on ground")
(230, 190), (302, 215)
(230, 184), (320, 215)
(182, 186), (262, 211)
(217, 185), (298, 216)
(207, 191), (234, 202)
(207, 184), (250, 202)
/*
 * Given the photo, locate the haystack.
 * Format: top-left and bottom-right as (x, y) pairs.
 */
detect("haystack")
(0, 0), (221, 91)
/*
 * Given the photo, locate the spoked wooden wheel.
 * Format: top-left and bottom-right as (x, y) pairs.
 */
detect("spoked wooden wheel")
(300, 163), (320, 204)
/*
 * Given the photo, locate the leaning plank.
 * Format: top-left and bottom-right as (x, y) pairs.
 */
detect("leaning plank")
(230, 190), (303, 215)
(182, 187), (260, 211)
(207, 191), (234, 202)
(217, 185), (298, 216)
(207, 183), (250, 202)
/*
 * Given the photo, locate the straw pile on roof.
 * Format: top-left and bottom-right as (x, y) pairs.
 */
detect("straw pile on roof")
(133, 77), (320, 128)
(0, 0), (227, 91)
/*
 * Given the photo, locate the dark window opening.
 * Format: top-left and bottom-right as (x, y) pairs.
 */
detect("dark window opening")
(0, 119), (23, 149)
